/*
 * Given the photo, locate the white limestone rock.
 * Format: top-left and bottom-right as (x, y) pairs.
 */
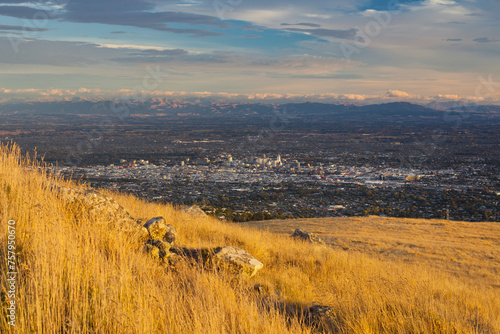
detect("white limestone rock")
(213, 246), (263, 277)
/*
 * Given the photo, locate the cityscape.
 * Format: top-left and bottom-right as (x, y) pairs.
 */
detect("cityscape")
(1, 99), (496, 223)
(54, 148), (499, 222)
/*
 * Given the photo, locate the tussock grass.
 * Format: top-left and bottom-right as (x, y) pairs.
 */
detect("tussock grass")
(1, 143), (499, 333)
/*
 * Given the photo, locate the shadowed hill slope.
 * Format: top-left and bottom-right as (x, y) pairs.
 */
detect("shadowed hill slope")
(1, 143), (499, 333)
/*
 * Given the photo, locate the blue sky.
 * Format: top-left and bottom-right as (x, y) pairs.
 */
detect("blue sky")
(0, 0), (499, 104)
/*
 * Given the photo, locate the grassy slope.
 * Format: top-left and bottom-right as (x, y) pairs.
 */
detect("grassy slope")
(0, 143), (499, 333)
(242, 217), (500, 290)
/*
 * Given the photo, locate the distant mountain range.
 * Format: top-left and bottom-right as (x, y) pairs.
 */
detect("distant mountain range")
(1, 100), (498, 124)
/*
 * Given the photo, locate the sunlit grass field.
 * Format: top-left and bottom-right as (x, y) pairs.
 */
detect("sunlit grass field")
(243, 216), (500, 290)
(1, 143), (499, 333)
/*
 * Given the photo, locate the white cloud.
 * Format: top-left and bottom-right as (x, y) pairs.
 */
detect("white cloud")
(97, 44), (173, 51)
(2, 87), (498, 105)
(303, 13), (332, 20)
(385, 90), (419, 98)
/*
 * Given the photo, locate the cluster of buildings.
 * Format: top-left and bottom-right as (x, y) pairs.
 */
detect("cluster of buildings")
(54, 152), (496, 193)
(56, 154), (424, 188)
(242, 154), (285, 168)
(52, 153), (499, 222)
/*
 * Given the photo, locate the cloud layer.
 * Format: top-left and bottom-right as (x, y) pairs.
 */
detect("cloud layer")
(0, 0), (498, 103)
(1, 87), (497, 106)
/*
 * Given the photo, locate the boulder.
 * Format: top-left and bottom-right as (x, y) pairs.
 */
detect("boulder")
(182, 205), (207, 217)
(213, 246), (264, 277)
(290, 229), (325, 246)
(142, 217), (178, 244)
(143, 217), (168, 240)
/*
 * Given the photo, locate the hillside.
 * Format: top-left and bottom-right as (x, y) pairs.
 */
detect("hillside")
(1, 143), (499, 333)
(242, 217), (500, 290)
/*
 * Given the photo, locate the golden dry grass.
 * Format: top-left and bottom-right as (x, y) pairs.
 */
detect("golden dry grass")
(1, 143), (499, 333)
(242, 217), (500, 290)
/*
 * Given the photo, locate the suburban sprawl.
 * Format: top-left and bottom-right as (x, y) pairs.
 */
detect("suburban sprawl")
(54, 152), (499, 222)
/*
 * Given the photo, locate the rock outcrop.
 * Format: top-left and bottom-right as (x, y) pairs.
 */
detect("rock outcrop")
(54, 185), (148, 238)
(50, 184), (343, 332)
(290, 229), (325, 246)
(54, 185), (263, 277)
(56, 186), (134, 223)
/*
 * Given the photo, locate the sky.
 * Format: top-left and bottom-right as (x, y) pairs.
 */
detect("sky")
(0, 0), (499, 104)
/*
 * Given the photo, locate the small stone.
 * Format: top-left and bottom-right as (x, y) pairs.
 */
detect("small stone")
(290, 229), (325, 245)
